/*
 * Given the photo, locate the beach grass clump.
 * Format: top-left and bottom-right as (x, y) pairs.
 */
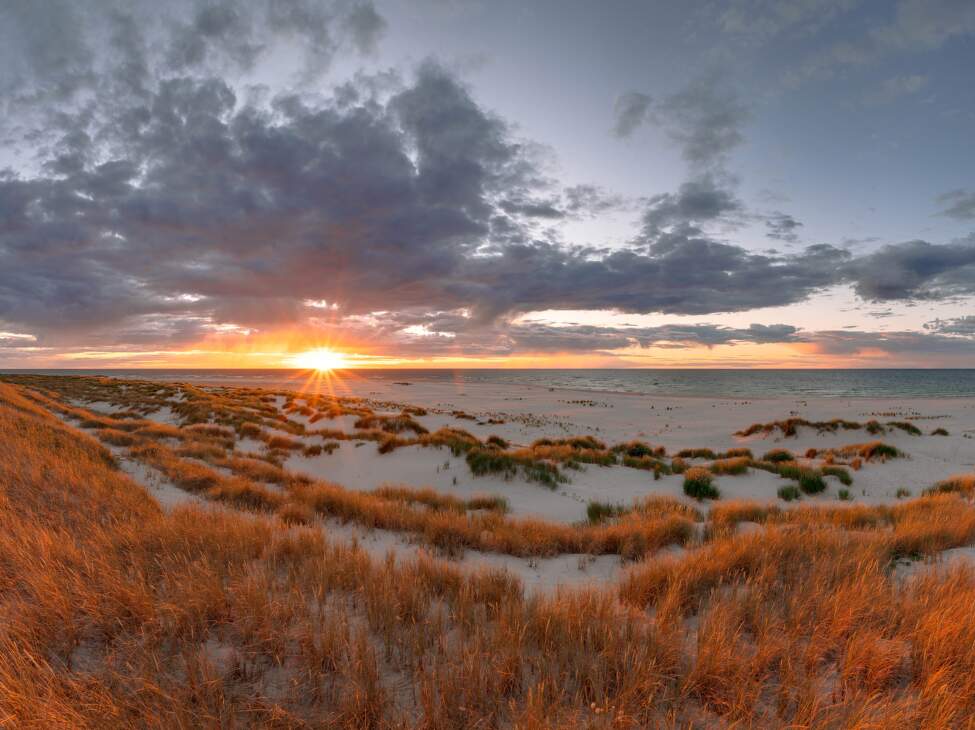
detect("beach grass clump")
(418, 427), (481, 456)
(354, 413), (429, 435)
(887, 420), (921, 436)
(777, 485), (801, 502)
(275, 502), (316, 527)
(586, 500), (629, 524)
(465, 447), (519, 479)
(614, 440), (666, 458)
(465, 447), (565, 488)
(838, 488), (852, 501)
(798, 469), (827, 495)
(464, 494), (510, 513)
(683, 467), (719, 501)
(238, 421), (264, 439)
(632, 495), (703, 521)
(525, 442), (616, 467)
(718, 447), (753, 459)
(676, 447), (717, 460)
(845, 441), (903, 462)
(710, 456), (750, 475)
(924, 473), (975, 497)
(931, 427), (950, 436)
(533, 435), (607, 450)
(762, 448), (794, 463)
(822, 465), (853, 486)
(95, 427), (140, 447)
(265, 434), (303, 450)
(708, 500), (779, 529)
(486, 434), (510, 449)
(621, 454), (671, 476)
(896, 487), (911, 498)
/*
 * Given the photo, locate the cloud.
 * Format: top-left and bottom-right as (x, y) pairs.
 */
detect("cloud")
(789, 0), (975, 83)
(612, 92), (653, 138)
(504, 322), (803, 352)
(653, 71), (750, 171)
(0, 0), (387, 147)
(924, 316), (975, 336)
(561, 185), (632, 218)
(805, 329), (975, 356)
(614, 70), (749, 171)
(716, 0), (861, 43)
(937, 189), (975, 221)
(864, 73), (928, 104)
(640, 176), (743, 238)
(2, 7), (975, 364)
(844, 238), (975, 300)
(764, 212), (804, 243)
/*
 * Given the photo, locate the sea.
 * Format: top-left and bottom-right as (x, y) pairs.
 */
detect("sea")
(4, 369), (975, 398)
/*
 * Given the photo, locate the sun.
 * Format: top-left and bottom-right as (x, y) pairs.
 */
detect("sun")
(289, 348), (349, 372)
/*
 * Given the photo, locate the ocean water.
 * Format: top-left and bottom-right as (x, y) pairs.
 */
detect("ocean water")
(5, 368), (975, 398)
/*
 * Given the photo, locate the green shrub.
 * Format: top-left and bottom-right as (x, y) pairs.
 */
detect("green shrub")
(763, 448), (794, 463)
(931, 427), (950, 436)
(683, 467), (719, 500)
(466, 448), (518, 479)
(798, 469), (826, 494)
(838, 488), (851, 501)
(777, 485), (801, 502)
(822, 465), (853, 486)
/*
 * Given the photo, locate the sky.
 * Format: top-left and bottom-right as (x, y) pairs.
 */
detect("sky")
(1, 0), (974, 369)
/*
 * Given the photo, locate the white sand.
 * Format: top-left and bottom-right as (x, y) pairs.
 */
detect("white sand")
(272, 379), (975, 520)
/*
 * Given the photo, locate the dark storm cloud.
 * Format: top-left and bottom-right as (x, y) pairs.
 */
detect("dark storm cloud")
(937, 189), (975, 221)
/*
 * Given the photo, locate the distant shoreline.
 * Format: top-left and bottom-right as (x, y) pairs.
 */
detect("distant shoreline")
(4, 367), (975, 399)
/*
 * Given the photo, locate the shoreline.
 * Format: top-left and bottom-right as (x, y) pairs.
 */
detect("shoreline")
(4, 367), (975, 400)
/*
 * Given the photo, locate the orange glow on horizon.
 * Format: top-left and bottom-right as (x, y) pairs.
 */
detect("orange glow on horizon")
(20, 332), (958, 370)
(286, 348), (349, 372)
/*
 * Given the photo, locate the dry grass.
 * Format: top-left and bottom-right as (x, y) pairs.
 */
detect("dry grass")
(735, 416), (920, 439)
(3, 380), (975, 726)
(925, 473), (975, 496)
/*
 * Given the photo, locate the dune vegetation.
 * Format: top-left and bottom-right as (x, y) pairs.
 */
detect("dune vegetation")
(1, 373), (930, 514)
(3, 377), (975, 726)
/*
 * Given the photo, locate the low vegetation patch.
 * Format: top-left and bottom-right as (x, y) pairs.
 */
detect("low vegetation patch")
(683, 467), (720, 501)
(777, 485), (801, 502)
